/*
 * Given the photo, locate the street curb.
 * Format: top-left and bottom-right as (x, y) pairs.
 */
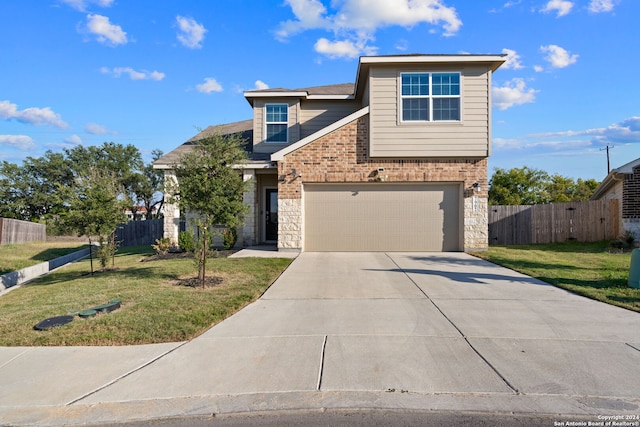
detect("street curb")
(1, 391), (639, 426)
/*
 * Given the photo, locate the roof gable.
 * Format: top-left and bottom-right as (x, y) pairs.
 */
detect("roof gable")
(153, 119), (268, 169)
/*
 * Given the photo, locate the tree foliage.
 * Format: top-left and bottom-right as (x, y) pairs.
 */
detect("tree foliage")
(0, 152), (74, 221)
(58, 169), (128, 272)
(489, 166), (600, 205)
(169, 131), (248, 287)
(0, 142), (163, 224)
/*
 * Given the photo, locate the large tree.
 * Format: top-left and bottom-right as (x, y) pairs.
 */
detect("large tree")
(0, 142), (163, 225)
(169, 132), (248, 287)
(0, 152), (73, 221)
(64, 142), (144, 219)
(129, 149), (164, 220)
(489, 166), (600, 205)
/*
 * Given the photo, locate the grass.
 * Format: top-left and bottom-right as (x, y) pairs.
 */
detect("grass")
(0, 241), (88, 275)
(0, 245), (292, 346)
(473, 241), (640, 312)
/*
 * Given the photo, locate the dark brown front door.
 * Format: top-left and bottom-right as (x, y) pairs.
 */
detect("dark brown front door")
(265, 189), (278, 242)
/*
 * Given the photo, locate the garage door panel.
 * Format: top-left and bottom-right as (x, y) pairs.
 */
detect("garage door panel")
(304, 183), (460, 252)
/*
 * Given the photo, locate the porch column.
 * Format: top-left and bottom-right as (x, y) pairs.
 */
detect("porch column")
(162, 170), (180, 245)
(242, 169), (257, 247)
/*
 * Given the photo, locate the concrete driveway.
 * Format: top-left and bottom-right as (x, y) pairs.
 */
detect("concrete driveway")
(2, 252), (640, 425)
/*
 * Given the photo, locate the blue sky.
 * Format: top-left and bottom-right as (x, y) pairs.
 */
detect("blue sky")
(1, 0), (638, 181)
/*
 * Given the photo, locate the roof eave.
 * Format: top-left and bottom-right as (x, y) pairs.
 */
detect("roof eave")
(590, 171), (624, 200)
(354, 54), (507, 99)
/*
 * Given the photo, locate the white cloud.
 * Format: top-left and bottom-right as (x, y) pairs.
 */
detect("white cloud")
(64, 134), (83, 145)
(395, 39), (409, 51)
(541, 0), (574, 17)
(540, 44), (578, 68)
(314, 38), (361, 59)
(533, 65), (544, 72)
(501, 48), (524, 70)
(592, 117), (640, 144)
(196, 78), (223, 94)
(588, 0), (615, 13)
(276, 0), (330, 39)
(495, 117), (640, 159)
(102, 67), (165, 80)
(254, 80), (269, 90)
(176, 16), (207, 49)
(532, 117), (640, 146)
(0, 135), (35, 150)
(277, 0), (462, 59)
(61, 0), (114, 12)
(85, 14), (127, 45)
(0, 100), (68, 128)
(85, 122), (110, 134)
(492, 78), (537, 110)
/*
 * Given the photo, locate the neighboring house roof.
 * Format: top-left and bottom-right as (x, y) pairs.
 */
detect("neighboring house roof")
(153, 119), (270, 170)
(591, 157), (640, 200)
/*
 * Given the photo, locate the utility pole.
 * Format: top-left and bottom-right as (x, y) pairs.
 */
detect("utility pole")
(600, 145), (614, 174)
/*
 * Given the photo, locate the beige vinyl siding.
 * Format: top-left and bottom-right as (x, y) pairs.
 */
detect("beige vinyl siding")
(299, 100), (359, 139)
(253, 99), (301, 154)
(369, 64), (491, 158)
(304, 183), (461, 252)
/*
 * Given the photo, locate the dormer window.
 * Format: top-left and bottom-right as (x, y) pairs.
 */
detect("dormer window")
(400, 72), (461, 122)
(265, 104), (288, 143)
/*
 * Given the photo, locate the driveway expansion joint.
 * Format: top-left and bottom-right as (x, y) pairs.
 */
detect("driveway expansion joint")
(385, 252), (520, 395)
(317, 335), (327, 391)
(66, 341), (189, 407)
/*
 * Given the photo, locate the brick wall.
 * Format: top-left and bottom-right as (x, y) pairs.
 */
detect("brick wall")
(278, 114), (489, 251)
(279, 116), (487, 198)
(623, 165), (640, 219)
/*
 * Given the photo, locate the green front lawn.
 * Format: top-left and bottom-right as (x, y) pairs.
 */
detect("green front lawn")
(473, 241), (640, 312)
(0, 246), (292, 346)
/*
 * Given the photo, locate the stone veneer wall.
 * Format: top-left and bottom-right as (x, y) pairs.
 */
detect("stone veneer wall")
(278, 115), (489, 251)
(241, 170), (257, 247)
(162, 170), (180, 245)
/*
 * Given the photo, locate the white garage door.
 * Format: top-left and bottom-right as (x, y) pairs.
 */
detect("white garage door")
(304, 183), (461, 252)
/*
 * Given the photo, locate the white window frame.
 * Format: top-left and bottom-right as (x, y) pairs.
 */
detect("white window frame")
(264, 103), (289, 143)
(399, 72), (462, 123)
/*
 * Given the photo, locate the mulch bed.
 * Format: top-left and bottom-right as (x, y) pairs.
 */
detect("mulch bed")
(142, 249), (238, 262)
(174, 276), (225, 288)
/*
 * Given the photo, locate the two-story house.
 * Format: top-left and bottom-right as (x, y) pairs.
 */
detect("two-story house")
(154, 54), (506, 252)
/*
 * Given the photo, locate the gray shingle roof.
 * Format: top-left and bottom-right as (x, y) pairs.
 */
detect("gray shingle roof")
(246, 82), (354, 96)
(153, 119), (270, 168)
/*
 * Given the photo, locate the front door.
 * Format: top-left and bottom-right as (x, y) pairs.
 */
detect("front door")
(265, 189), (278, 242)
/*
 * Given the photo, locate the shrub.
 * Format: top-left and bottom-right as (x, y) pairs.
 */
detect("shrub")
(96, 234), (118, 270)
(222, 227), (238, 250)
(178, 231), (195, 253)
(152, 238), (171, 255)
(610, 231), (637, 252)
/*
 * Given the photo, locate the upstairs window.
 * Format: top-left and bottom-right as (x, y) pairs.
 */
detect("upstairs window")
(401, 72), (461, 122)
(265, 104), (288, 143)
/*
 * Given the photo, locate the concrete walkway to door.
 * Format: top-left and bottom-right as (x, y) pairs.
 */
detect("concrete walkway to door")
(1, 252), (640, 425)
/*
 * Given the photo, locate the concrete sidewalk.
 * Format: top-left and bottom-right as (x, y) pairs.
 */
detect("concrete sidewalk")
(1, 252), (639, 426)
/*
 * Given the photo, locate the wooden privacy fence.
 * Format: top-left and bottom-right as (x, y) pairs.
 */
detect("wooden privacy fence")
(0, 218), (46, 245)
(488, 199), (619, 245)
(115, 219), (163, 247)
